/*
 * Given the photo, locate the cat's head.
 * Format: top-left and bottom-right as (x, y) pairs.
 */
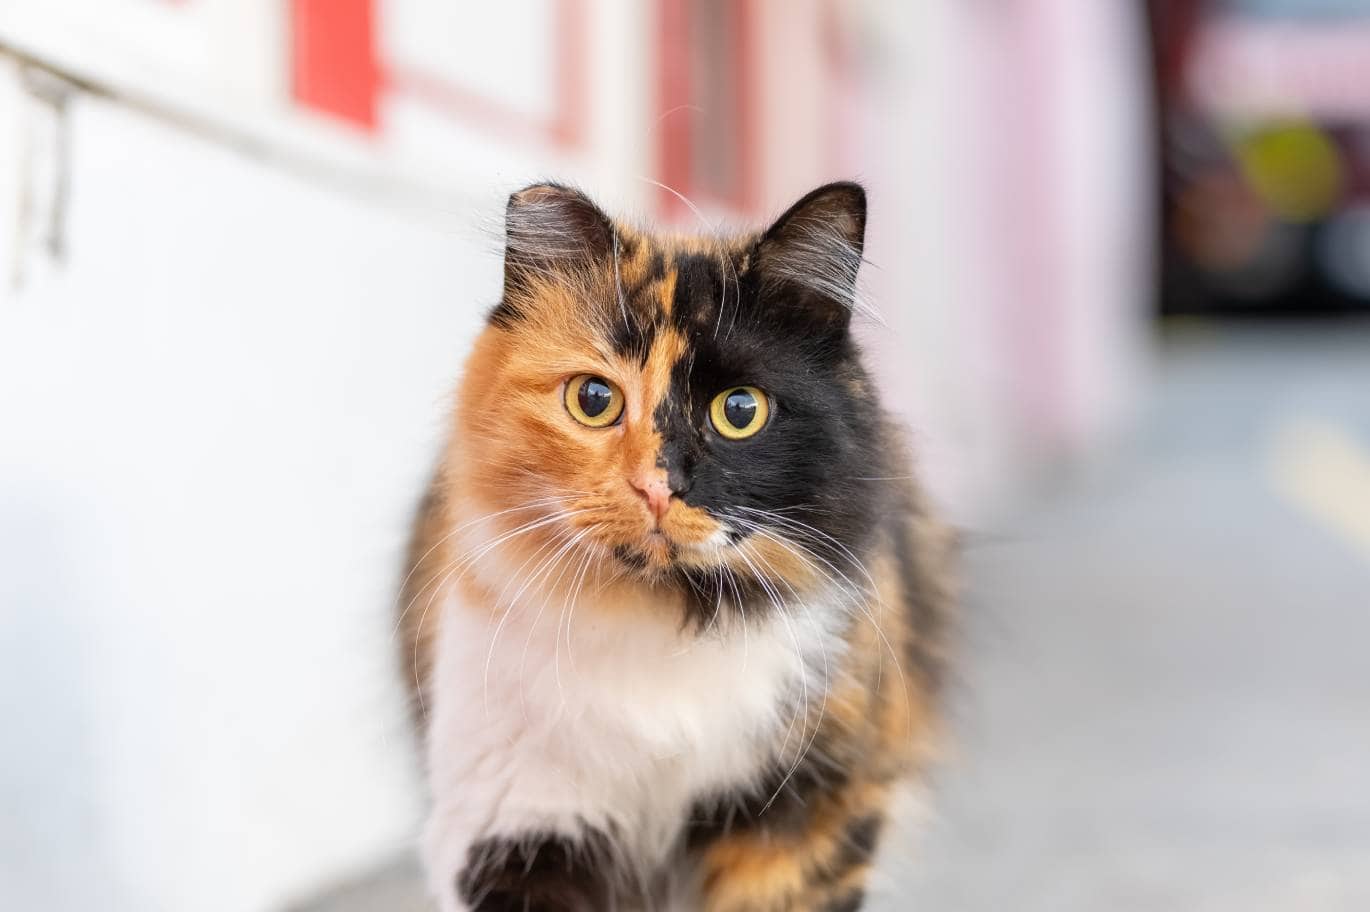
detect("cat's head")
(449, 182), (888, 621)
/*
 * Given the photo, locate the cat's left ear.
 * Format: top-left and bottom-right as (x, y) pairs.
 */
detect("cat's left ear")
(753, 181), (866, 329)
(503, 183), (615, 295)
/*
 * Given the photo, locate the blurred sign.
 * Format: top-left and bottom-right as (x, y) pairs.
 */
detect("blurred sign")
(1190, 18), (1370, 119)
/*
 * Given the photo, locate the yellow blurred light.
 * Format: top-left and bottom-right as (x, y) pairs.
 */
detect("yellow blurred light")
(1234, 123), (1343, 223)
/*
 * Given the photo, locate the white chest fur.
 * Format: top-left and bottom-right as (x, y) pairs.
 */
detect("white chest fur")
(420, 541), (839, 911)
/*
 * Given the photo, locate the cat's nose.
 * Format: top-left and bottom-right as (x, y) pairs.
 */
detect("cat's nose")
(628, 467), (673, 523)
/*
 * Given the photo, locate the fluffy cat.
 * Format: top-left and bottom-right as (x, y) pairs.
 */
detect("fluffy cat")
(399, 181), (954, 911)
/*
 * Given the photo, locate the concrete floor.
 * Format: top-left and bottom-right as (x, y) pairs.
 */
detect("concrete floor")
(298, 324), (1370, 911)
(891, 323), (1370, 911)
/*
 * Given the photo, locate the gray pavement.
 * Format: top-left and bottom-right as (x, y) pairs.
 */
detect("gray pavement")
(298, 324), (1370, 911)
(891, 323), (1370, 911)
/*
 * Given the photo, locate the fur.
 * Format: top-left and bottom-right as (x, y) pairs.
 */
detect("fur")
(399, 182), (955, 911)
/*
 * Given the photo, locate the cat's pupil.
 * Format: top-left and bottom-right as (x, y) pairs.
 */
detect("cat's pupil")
(578, 377), (613, 417)
(723, 389), (757, 429)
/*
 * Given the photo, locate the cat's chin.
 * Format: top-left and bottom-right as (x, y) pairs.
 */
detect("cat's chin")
(610, 534), (678, 576)
(609, 531), (724, 580)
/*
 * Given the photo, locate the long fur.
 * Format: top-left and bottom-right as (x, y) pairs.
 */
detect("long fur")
(400, 182), (955, 912)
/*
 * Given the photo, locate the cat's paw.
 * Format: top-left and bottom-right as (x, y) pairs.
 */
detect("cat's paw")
(452, 830), (617, 912)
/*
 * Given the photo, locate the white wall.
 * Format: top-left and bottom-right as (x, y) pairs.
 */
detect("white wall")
(0, 59), (496, 911)
(758, 0), (1154, 519)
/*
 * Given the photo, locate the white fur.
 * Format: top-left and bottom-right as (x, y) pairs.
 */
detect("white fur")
(421, 517), (844, 911)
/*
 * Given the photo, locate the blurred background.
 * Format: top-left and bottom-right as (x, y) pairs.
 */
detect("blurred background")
(1, 1), (1367, 910)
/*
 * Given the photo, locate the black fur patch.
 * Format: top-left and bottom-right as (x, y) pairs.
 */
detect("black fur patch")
(612, 544), (649, 572)
(608, 304), (660, 366)
(487, 298), (523, 328)
(456, 830), (622, 912)
(834, 813), (883, 872)
(646, 247), (885, 625)
(888, 510), (947, 695)
(822, 889), (867, 912)
(685, 729), (853, 845)
(616, 245), (666, 302)
(672, 558), (770, 631)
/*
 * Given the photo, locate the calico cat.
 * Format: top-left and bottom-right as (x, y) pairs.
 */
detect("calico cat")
(400, 181), (954, 912)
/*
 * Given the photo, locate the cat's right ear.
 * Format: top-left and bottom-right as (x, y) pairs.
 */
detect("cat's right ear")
(503, 183), (614, 296)
(752, 182), (866, 332)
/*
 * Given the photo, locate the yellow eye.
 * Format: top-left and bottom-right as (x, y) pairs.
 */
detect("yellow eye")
(564, 374), (624, 428)
(709, 386), (769, 439)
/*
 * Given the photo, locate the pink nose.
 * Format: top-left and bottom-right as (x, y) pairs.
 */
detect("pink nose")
(629, 468), (673, 522)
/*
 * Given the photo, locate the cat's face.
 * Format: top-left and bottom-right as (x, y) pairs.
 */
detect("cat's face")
(451, 183), (885, 617)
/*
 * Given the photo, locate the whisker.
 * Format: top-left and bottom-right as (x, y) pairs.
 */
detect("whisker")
(728, 507), (915, 755)
(516, 527), (594, 718)
(733, 535), (831, 813)
(392, 494), (576, 639)
(408, 507), (591, 717)
(731, 539), (813, 794)
(612, 228), (630, 330)
(557, 536), (599, 684)
(400, 506), (593, 641)
(482, 521), (597, 719)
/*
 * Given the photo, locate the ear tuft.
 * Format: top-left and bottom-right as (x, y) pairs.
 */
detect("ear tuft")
(755, 181), (867, 328)
(503, 183), (614, 294)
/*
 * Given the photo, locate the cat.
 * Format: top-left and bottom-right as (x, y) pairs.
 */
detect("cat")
(399, 181), (955, 912)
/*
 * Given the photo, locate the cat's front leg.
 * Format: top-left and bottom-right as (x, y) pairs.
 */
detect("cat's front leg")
(423, 792), (623, 912)
(421, 714), (643, 912)
(445, 828), (617, 912)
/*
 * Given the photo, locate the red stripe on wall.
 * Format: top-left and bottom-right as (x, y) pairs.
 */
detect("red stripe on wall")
(551, 0), (588, 147)
(655, 0), (760, 219)
(729, 0), (759, 215)
(657, 0), (693, 219)
(290, 0), (380, 131)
